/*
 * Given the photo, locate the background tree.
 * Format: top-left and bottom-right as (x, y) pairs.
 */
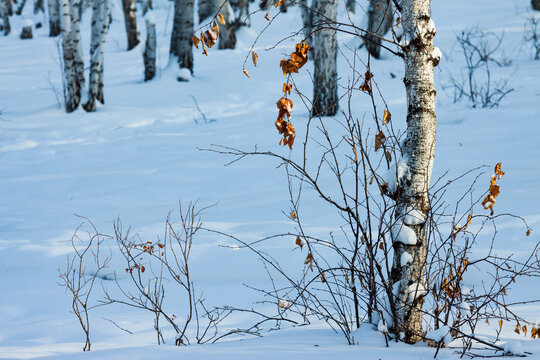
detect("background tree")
(33, 0), (45, 16)
(170, 0), (194, 79)
(217, 0), (236, 49)
(533, 0), (540, 11)
(60, 0), (83, 112)
(142, 0), (156, 81)
(363, 0), (393, 58)
(71, 0), (85, 93)
(0, 0), (10, 35)
(83, 0), (111, 111)
(47, 0), (60, 36)
(389, 0), (438, 343)
(121, 0), (139, 50)
(311, 0), (338, 116)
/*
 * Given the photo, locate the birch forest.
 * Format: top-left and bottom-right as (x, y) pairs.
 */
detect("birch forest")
(1, 0), (540, 359)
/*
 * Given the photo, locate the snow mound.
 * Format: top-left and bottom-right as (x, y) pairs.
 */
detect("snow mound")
(391, 222), (417, 245)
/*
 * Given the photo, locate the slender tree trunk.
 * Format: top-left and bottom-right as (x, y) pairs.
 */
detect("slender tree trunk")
(142, 0), (156, 81)
(47, 0), (60, 36)
(60, 0), (82, 112)
(363, 0), (393, 58)
(84, 0), (111, 111)
(345, 0), (354, 13)
(70, 0), (85, 92)
(34, 0), (45, 14)
(533, 0), (540, 11)
(0, 0), (10, 35)
(389, 0), (437, 344)
(170, 0), (193, 78)
(232, 0), (249, 26)
(299, 0), (312, 45)
(311, 0), (338, 117)
(16, 0), (27, 15)
(121, 0), (139, 50)
(198, 0), (214, 23)
(217, 0), (236, 49)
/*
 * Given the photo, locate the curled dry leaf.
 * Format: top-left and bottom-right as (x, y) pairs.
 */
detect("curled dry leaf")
(242, 68), (250, 78)
(295, 236), (304, 249)
(265, 12), (270, 21)
(527, 229), (531, 236)
(290, 210), (296, 219)
(383, 109), (391, 125)
(374, 131), (386, 151)
(304, 252), (313, 265)
(217, 12), (226, 25)
(192, 35), (200, 48)
(252, 51), (258, 66)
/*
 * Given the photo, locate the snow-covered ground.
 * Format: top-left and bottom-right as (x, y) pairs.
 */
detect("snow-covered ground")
(1, 0), (539, 358)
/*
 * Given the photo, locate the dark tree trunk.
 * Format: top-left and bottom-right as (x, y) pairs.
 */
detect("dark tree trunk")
(170, 0), (194, 78)
(143, 0), (156, 81)
(122, 0), (139, 50)
(47, 0), (60, 36)
(533, 0), (540, 10)
(363, 0), (393, 58)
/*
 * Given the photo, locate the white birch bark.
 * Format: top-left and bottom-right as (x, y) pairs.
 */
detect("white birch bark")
(0, 0), (10, 35)
(170, 0), (193, 77)
(121, 0), (139, 50)
(311, 0), (338, 116)
(83, 0), (111, 111)
(47, 0), (60, 36)
(363, 0), (393, 58)
(60, 0), (81, 112)
(389, 0), (437, 344)
(142, 0), (156, 81)
(70, 0), (85, 92)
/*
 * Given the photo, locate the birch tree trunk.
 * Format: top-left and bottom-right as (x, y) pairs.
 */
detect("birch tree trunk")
(0, 0), (10, 35)
(121, 0), (139, 50)
(232, 0), (249, 26)
(363, 0), (393, 58)
(34, 0), (45, 14)
(60, 0), (82, 112)
(389, 0), (437, 344)
(83, 0), (111, 111)
(311, 0), (337, 117)
(533, 0), (540, 11)
(15, 0), (27, 15)
(345, 0), (354, 14)
(170, 0), (193, 78)
(47, 0), (60, 36)
(299, 0), (312, 46)
(70, 0), (85, 92)
(142, 0), (156, 81)
(217, 0), (235, 49)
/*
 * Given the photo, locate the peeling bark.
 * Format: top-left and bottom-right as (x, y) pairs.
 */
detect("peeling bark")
(390, 0), (437, 344)
(170, 0), (194, 76)
(311, 0), (338, 117)
(363, 0), (393, 58)
(122, 0), (139, 50)
(84, 0), (111, 111)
